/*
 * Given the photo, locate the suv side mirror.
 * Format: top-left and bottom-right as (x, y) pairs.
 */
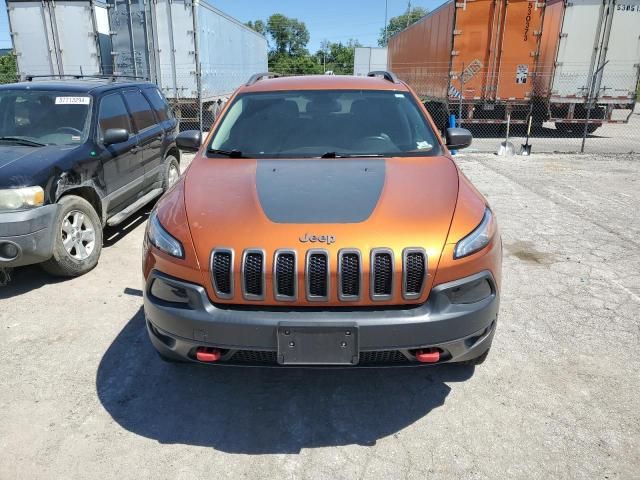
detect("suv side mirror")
(103, 128), (130, 146)
(446, 128), (473, 150)
(176, 130), (202, 152)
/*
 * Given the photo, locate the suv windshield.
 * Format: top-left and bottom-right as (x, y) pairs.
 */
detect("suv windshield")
(209, 89), (439, 158)
(0, 90), (92, 146)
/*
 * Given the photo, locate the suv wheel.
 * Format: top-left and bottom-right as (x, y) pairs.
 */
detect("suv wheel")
(41, 195), (103, 277)
(164, 156), (180, 191)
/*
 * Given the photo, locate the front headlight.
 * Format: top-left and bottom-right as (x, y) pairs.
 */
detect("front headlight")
(147, 210), (184, 259)
(0, 186), (45, 211)
(454, 208), (495, 259)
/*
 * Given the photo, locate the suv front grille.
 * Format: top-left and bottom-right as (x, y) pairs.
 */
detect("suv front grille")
(211, 249), (233, 298)
(403, 249), (427, 299)
(307, 251), (329, 300)
(371, 249), (393, 300)
(242, 250), (264, 299)
(274, 251), (296, 300)
(212, 247), (428, 303)
(339, 250), (361, 300)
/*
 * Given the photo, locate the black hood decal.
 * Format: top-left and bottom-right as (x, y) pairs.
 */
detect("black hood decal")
(256, 159), (385, 224)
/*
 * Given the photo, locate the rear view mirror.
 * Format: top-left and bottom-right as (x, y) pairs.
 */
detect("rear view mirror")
(176, 130), (202, 152)
(446, 128), (473, 150)
(103, 128), (129, 146)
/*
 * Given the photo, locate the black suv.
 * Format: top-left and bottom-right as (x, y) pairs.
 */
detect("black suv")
(0, 78), (180, 276)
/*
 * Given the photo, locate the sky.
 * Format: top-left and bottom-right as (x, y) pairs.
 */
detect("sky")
(0, 0), (441, 52)
(0, 0), (9, 49)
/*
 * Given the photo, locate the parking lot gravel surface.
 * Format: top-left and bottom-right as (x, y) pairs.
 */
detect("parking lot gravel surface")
(1, 152), (639, 479)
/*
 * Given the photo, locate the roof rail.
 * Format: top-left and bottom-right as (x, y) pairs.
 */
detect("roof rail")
(246, 72), (280, 86)
(367, 70), (400, 84)
(24, 74), (148, 83)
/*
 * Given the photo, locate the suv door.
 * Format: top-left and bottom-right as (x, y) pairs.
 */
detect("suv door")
(98, 92), (144, 214)
(143, 87), (178, 188)
(122, 89), (164, 190)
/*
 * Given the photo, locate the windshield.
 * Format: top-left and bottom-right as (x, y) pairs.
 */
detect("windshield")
(209, 89), (439, 158)
(0, 90), (92, 146)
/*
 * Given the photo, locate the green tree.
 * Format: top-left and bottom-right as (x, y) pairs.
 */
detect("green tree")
(378, 7), (428, 46)
(247, 14), (318, 74)
(265, 14), (310, 55)
(315, 39), (362, 75)
(245, 20), (266, 36)
(0, 53), (17, 84)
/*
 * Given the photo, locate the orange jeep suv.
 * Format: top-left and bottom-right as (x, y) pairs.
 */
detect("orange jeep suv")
(142, 72), (501, 367)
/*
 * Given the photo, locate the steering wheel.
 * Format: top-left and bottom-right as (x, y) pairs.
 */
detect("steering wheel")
(56, 127), (83, 136)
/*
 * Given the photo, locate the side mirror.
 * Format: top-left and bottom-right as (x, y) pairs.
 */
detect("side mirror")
(103, 128), (130, 146)
(446, 128), (473, 150)
(175, 130), (202, 152)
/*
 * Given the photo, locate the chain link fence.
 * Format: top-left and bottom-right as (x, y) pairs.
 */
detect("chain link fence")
(2, 60), (638, 155)
(179, 66), (639, 155)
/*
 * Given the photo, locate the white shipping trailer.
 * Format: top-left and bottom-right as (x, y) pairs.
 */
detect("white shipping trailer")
(108, 0), (267, 127)
(353, 47), (388, 77)
(7, 0), (112, 77)
(537, 0), (640, 130)
(7, 0), (268, 129)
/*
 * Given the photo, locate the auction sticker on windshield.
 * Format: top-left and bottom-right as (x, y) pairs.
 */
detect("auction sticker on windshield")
(55, 97), (90, 105)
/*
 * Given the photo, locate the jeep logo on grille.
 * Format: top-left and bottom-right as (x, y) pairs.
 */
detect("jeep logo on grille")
(299, 233), (336, 245)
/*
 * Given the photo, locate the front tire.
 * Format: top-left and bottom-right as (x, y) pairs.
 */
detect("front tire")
(41, 195), (103, 277)
(163, 155), (180, 192)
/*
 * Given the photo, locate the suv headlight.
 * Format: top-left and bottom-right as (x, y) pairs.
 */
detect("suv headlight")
(454, 208), (495, 259)
(0, 186), (44, 211)
(147, 210), (184, 259)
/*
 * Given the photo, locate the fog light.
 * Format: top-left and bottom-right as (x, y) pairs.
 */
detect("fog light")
(150, 278), (189, 304)
(442, 277), (492, 304)
(0, 242), (19, 260)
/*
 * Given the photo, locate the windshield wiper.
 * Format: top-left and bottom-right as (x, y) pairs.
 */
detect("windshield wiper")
(0, 136), (47, 147)
(207, 148), (246, 158)
(321, 152), (384, 158)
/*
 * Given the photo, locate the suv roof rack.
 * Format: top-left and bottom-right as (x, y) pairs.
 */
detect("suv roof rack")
(24, 74), (148, 83)
(246, 72), (281, 86)
(367, 70), (400, 84)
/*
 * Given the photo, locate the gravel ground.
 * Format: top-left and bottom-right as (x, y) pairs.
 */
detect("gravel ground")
(1, 152), (639, 479)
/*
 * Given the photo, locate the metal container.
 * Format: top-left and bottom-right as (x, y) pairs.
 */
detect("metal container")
(353, 47), (388, 76)
(388, 0), (546, 126)
(536, 0), (640, 129)
(108, 0), (268, 127)
(7, 0), (112, 77)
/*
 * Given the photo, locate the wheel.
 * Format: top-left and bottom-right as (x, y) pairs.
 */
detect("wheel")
(585, 124), (599, 134)
(458, 347), (491, 366)
(163, 155), (180, 191)
(41, 195), (102, 277)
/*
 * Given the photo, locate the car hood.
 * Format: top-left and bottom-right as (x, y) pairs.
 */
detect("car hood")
(183, 156), (460, 305)
(0, 144), (76, 188)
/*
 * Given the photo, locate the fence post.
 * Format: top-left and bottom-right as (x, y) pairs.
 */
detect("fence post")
(581, 60), (609, 153)
(197, 62), (203, 137)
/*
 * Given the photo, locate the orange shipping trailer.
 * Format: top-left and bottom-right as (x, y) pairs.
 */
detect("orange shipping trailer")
(388, 0), (546, 128)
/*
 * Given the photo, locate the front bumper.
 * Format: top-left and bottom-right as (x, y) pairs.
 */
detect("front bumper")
(144, 269), (499, 366)
(0, 205), (58, 268)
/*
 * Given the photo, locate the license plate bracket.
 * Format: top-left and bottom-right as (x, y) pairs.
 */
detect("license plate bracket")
(277, 323), (359, 365)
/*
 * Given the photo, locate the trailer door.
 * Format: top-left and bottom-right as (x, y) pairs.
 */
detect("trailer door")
(598, 0), (640, 101)
(50, 1), (103, 76)
(495, 0), (545, 101)
(552, 0), (607, 98)
(7, 1), (58, 76)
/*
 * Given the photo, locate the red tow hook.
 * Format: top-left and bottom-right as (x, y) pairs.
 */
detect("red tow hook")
(196, 347), (221, 362)
(415, 349), (441, 363)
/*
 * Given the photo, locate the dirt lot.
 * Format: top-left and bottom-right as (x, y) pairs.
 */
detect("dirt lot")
(1, 152), (639, 479)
